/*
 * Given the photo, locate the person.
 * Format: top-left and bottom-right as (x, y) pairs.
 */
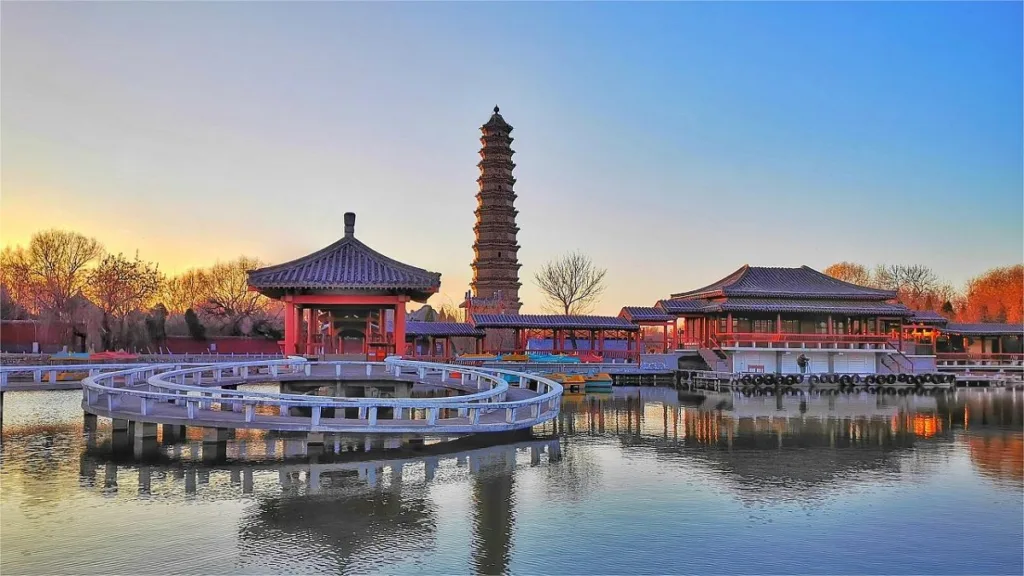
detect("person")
(797, 353), (808, 374)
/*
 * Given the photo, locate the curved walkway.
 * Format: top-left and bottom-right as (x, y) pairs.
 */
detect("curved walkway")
(81, 358), (563, 435)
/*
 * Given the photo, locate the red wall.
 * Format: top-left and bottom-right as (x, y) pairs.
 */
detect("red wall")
(0, 320), (81, 353)
(162, 336), (281, 355)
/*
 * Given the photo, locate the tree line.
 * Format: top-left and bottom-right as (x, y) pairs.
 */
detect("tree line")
(823, 262), (1022, 323)
(0, 229), (283, 351)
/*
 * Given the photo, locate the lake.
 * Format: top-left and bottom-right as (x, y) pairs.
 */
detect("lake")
(1, 386), (1021, 575)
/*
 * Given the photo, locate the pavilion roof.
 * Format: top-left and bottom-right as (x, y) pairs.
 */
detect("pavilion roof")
(406, 321), (484, 338)
(670, 265), (897, 301)
(942, 323), (1024, 337)
(908, 310), (950, 325)
(619, 306), (674, 322)
(470, 314), (639, 331)
(247, 213), (441, 301)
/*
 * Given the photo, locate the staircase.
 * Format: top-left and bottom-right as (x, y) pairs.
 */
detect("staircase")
(881, 342), (915, 374)
(697, 347), (730, 372)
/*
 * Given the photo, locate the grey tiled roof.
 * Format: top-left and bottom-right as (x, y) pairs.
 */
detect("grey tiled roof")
(619, 306), (674, 322)
(657, 299), (710, 314)
(711, 298), (912, 316)
(471, 314), (639, 330)
(657, 298), (911, 316)
(942, 323), (1024, 336)
(406, 321), (484, 337)
(670, 265), (896, 301)
(908, 310), (950, 324)
(247, 235), (441, 294)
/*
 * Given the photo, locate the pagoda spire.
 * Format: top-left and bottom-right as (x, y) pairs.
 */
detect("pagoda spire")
(469, 106), (522, 313)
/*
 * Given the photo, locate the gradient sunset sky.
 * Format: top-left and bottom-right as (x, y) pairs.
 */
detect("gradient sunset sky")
(2, 2), (1021, 314)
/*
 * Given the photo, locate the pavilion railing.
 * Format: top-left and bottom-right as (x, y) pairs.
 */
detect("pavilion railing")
(936, 353), (1024, 367)
(714, 333), (893, 350)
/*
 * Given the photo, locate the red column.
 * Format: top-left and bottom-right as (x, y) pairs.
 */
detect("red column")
(394, 300), (406, 356)
(284, 302), (297, 355)
(671, 318), (678, 350)
(662, 323), (668, 353)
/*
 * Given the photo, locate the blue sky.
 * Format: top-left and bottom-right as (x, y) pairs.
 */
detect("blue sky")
(2, 2), (1021, 313)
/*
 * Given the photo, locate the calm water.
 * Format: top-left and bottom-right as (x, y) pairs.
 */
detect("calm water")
(1, 386), (1022, 575)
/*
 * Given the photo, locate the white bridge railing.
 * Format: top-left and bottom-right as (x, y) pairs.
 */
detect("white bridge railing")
(78, 357), (563, 434)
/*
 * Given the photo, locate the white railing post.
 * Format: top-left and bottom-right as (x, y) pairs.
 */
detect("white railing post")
(368, 407), (378, 426)
(428, 408), (439, 425)
(312, 406), (321, 426)
(335, 364), (342, 377)
(304, 364), (312, 377)
(365, 364), (373, 377)
(244, 404), (255, 423)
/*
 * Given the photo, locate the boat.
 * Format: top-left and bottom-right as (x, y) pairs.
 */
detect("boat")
(577, 353), (603, 363)
(501, 353), (529, 362)
(562, 374), (587, 393)
(584, 372), (614, 392)
(457, 353), (500, 363)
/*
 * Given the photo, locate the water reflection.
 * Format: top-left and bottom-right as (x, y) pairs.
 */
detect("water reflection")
(1, 388), (1021, 575)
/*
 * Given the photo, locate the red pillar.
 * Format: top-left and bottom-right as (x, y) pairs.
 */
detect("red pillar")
(284, 302), (297, 355)
(662, 323), (668, 353)
(394, 300), (406, 356)
(671, 318), (678, 350)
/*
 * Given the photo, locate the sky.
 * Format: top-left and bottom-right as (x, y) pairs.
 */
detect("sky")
(2, 2), (1021, 315)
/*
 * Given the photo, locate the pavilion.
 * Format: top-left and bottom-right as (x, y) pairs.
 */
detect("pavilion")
(247, 213), (441, 358)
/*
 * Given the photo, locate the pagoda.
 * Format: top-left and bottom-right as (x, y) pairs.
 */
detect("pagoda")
(465, 106), (522, 317)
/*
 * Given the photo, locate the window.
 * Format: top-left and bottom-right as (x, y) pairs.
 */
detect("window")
(752, 319), (774, 333)
(816, 321), (828, 334)
(782, 319), (800, 333)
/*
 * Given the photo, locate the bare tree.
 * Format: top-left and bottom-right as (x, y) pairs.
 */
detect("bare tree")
(534, 251), (607, 315)
(200, 256), (277, 335)
(823, 262), (872, 286)
(162, 268), (210, 313)
(26, 229), (104, 320)
(874, 264), (940, 306)
(86, 252), (163, 350)
(0, 246), (37, 314)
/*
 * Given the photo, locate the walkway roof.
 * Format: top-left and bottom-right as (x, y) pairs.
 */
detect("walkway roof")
(942, 323), (1024, 337)
(406, 321), (485, 338)
(471, 314), (639, 331)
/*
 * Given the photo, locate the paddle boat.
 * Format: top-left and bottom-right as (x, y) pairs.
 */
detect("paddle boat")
(501, 353), (529, 362)
(561, 374), (587, 393)
(584, 372), (614, 392)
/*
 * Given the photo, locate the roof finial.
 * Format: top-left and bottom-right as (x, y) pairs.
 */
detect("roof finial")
(344, 212), (355, 237)
(493, 105), (500, 114)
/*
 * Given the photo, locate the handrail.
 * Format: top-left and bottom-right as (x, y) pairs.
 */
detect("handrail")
(716, 333), (891, 343)
(143, 360), (512, 408)
(936, 353), (1024, 361)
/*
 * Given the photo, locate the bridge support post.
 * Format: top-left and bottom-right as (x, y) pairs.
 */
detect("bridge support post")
(162, 424), (186, 442)
(424, 457), (437, 482)
(242, 469), (254, 494)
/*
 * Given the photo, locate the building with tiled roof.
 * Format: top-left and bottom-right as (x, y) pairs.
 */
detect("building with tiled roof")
(247, 213), (441, 357)
(645, 265), (917, 374)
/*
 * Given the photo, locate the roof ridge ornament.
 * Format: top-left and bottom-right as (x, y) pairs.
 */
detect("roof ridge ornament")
(344, 212), (356, 237)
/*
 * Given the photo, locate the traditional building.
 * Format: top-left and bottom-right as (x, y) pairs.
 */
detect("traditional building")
(652, 265), (915, 374)
(466, 106), (522, 315)
(247, 213), (441, 359)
